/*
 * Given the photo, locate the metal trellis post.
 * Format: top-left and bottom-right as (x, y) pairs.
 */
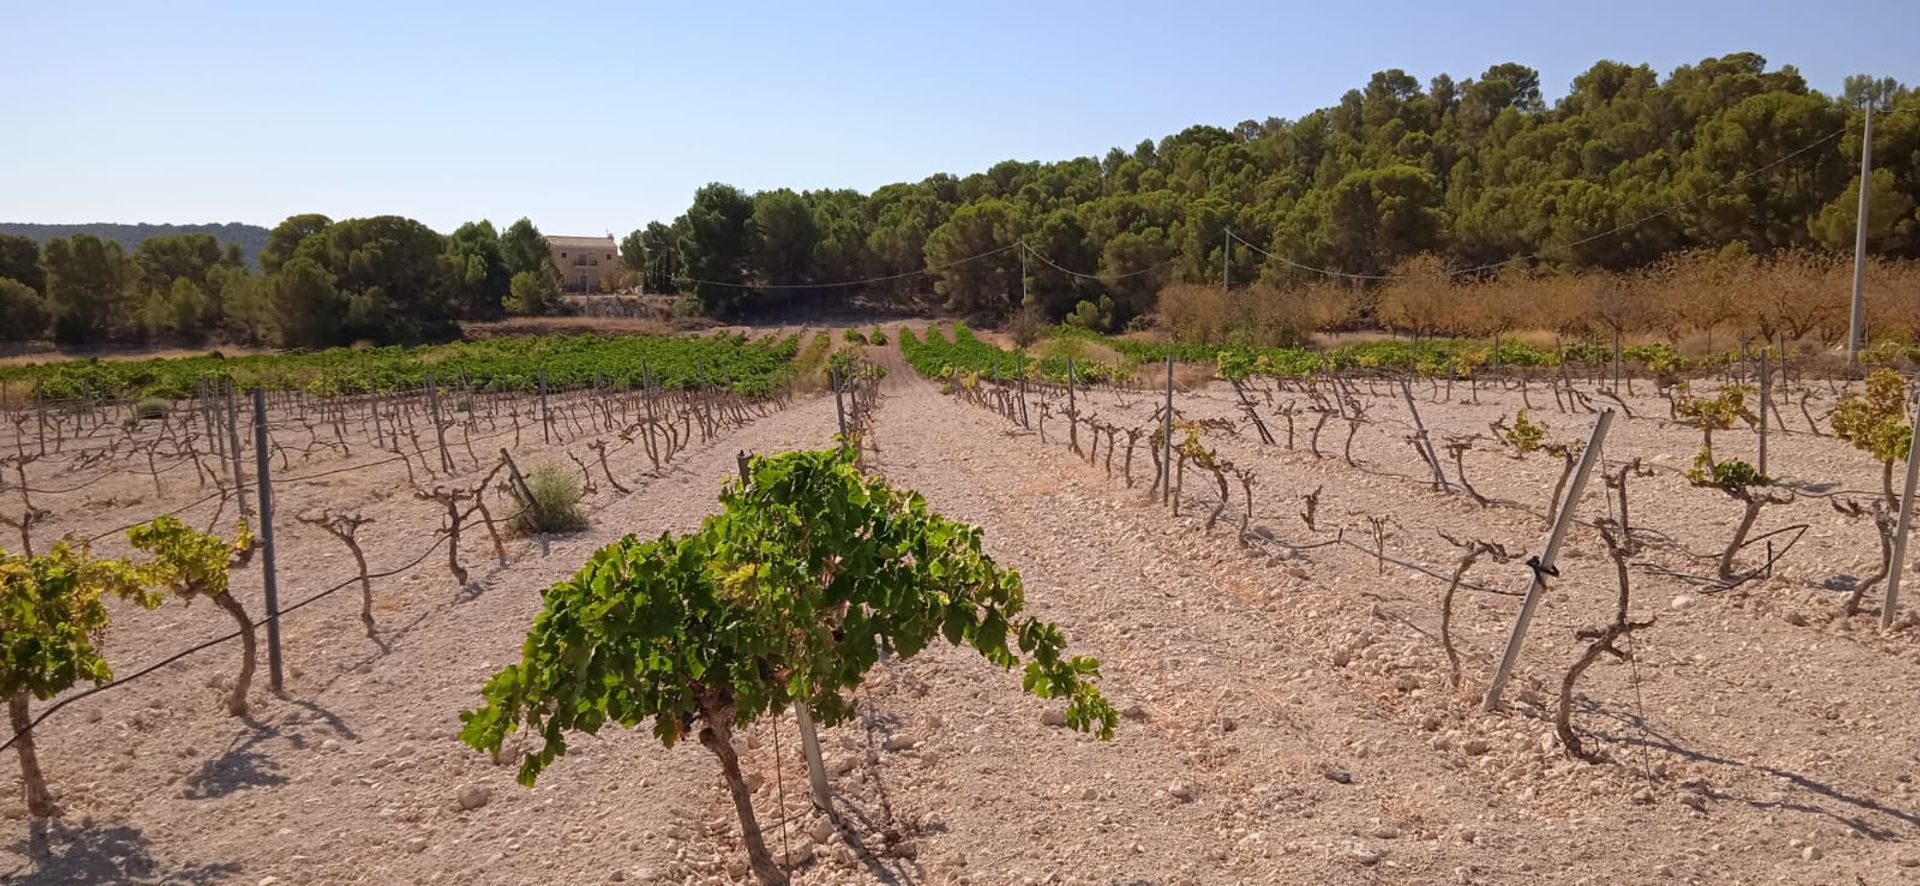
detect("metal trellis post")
(251, 389), (285, 694)
(1483, 409), (1614, 711)
(1881, 401), (1920, 631)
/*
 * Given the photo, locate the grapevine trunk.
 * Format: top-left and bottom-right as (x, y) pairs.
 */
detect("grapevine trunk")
(210, 591), (257, 716)
(10, 692), (55, 818)
(1719, 496), (1767, 580)
(698, 713), (788, 886)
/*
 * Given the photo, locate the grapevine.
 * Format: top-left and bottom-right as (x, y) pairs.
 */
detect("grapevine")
(1, 541), (156, 817)
(122, 516), (258, 715)
(460, 447), (1115, 884)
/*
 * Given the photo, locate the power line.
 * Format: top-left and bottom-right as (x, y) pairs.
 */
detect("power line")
(684, 242), (1019, 290)
(1021, 240), (1188, 281)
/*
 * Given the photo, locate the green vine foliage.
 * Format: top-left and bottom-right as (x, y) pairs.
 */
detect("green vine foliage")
(1503, 410), (1547, 455)
(1176, 423), (1219, 470)
(1674, 382), (1757, 432)
(461, 447), (1116, 787)
(124, 516), (253, 602)
(122, 516), (258, 715)
(3, 541), (156, 816)
(1832, 368), (1913, 465)
(1, 542), (155, 702)
(1687, 451), (1771, 493)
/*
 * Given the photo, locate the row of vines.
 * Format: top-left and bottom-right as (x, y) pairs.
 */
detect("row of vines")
(0, 332), (801, 401)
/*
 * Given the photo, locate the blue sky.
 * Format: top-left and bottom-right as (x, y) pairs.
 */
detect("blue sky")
(2, 0), (1915, 236)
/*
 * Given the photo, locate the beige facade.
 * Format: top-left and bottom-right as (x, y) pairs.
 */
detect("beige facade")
(547, 235), (619, 292)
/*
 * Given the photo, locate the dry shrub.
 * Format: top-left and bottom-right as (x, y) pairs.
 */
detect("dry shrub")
(1032, 336), (1123, 366)
(1008, 302), (1049, 347)
(1170, 361), (1217, 390)
(788, 331), (835, 396)
(1376, 254), (1462, 337)
(1300, 280), (1361, 332)
(1864, 257), (1920, 343)
(1155, 283), (1306, 347)
(512, 463), (587, 535)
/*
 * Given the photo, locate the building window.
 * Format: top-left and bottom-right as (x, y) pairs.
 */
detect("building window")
(560, 252), (568, 258)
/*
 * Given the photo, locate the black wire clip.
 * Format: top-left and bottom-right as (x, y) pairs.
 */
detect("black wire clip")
(1526, 555), (1561, 579)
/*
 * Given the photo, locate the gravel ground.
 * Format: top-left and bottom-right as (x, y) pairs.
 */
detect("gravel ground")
(5, 341), (1920, 885)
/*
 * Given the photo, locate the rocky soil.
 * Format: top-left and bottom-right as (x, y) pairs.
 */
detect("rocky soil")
(5, 335), (1920, 885)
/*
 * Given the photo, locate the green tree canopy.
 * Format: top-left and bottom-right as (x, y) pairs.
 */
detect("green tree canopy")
(500, 218), (553, 279)
(259, 213), (332, 275)
(446, 221), (512, 319)
(0, 279), (49, 341)
(43, 234), (128, 344)
(0, 234), (44, 293)
(676, 183), (757, 317)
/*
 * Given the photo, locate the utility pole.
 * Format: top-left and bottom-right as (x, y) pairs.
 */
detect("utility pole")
(1222, 228), (1231, 291)
(1847, 102), (1875, 364)
(1020, 241), (1029, 308)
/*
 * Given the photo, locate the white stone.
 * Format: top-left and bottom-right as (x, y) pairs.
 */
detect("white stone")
(457, 784), (490, 811)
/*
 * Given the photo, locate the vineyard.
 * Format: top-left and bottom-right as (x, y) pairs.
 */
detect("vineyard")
(6, 325), (1920, 884)
(899, 324), (1724, 390)
(0, 332), (801, 401)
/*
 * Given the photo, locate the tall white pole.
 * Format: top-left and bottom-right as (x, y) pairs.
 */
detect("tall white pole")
(1020, 241), (1029, 308)
(1222, 228), (1231, 291)
(1847, 103), (1875, 364)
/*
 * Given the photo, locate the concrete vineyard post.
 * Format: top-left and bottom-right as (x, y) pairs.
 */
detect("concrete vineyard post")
(1067, 357), (1078, 454)
(1017, 351), (1030, 429)
(1757, 355), (1770, 476)
(640, 358), (658, 466)
(428, 373), (454, 472)
(831, 366), (848, 447)
(539, 369), (551, 444)
(1483, 409), (1614, 711)
(736, 451), (834, 813)
(1778, 333), (1789, 401)
(1161, 356), (1174, 506)
(225, 380), (251, 526)
(252, 388), (286, 695)
(1881, 399), (1920, 631)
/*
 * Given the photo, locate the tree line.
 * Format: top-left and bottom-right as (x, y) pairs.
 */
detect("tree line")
(6, 53), (1916, 350)
(0, 216), (570, 348)
(0, 223), (269, 267)
(628, 54), (1916, 331)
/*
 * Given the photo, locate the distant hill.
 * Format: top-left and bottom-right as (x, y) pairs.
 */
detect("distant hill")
(0, 222), (271, 268)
